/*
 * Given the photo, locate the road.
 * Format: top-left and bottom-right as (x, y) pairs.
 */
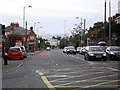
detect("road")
(3, 49), (120, 90)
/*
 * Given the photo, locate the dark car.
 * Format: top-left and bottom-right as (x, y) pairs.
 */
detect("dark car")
(84, 46), (106, 61)
(66, 47), (76, 54)
(106, 46), (120, 60)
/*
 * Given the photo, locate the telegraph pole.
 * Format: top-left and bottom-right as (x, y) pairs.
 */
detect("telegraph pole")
(109, 0), (111, 46)
(104, 0), (107, 41)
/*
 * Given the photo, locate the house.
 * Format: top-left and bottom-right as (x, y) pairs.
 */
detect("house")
(5, 23), (38, 52)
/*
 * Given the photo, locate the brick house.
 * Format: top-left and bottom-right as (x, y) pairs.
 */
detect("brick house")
(5, 23), (38, 51)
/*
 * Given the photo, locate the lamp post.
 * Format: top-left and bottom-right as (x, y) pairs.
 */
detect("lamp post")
(34, 22), (40, 37)
(23, 6), (32, 28)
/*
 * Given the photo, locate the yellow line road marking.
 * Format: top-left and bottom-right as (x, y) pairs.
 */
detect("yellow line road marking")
(107, 67), (120, 71)
(80, 80), (120, 89)
(39, 73), (56, 90)
(53, 85), (120, 88)
(54, 74), (118, 87)
(51, 80), (113, 82)
(46, 67), (107, 78)
(50, 70), (112, 82)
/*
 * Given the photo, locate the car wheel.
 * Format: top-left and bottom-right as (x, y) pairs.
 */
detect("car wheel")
(107, 54), (111, 60)
(84, 56), (86, 60)
(24, 56), (27, 58)
(86, 56), (90, 61)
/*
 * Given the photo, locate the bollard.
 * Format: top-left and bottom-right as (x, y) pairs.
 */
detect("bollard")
(3, 53), (8, 65)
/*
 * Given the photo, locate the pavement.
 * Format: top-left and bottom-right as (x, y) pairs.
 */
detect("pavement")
(2, 50), (41, 70)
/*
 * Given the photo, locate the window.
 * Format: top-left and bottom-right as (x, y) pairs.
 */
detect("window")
(30, 36), (34, 40)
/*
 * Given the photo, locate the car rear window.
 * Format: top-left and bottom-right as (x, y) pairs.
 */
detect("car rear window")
(90, 47), (103, 51)
(110, 47), (120, 51)
(10, 48), (20, 51)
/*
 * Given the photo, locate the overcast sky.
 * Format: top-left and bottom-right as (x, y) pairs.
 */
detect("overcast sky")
(0, 0), (119, 37)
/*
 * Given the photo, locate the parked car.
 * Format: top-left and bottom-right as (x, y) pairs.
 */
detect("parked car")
(84, 46), (106, 61)
(66, 47), (76, 54)
(106, 46), (120, 60)
(79, 47), (86, 55)
(14, 46), (27, 58)
(63, 47), (69, 53)
(46, 47), (51, 51)
(8, 47), (24, 60)
(76, 47), (82, 53)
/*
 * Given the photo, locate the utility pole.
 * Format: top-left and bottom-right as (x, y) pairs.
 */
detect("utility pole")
(104, 0), (107, 41)
(25, 21), (28, 51)
(80, 18), (83, 47)
(109, 0), (111, 46)
(83, 19), (86, 46)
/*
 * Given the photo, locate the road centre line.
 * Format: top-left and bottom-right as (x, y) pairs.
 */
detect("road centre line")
(50, 70), (113, 82)
(54, 74), (118, 87)
(39, 73), (56, 90)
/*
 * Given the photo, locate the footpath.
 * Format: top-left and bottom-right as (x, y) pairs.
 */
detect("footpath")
(2, 51), (41, 70)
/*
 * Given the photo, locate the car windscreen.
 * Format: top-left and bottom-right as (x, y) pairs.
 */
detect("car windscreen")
(10, 48), (20, 51)
(110, 47), (120, 51)
(90, 47), (103, 51)
(68, 48), (75, 50)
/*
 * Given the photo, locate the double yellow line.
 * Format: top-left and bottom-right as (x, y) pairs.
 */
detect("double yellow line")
(39, 73), (56, 90)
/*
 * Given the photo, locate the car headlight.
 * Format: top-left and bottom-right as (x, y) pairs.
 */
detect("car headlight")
(103, 53), (106, 56)
(89, 53), (94, 56)
(67, 50), (70, 51)
(110, 52), (114, 55)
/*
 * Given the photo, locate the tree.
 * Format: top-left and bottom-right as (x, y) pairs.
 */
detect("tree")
(45, 42), (51, 47)
(6, 34), (22, 48)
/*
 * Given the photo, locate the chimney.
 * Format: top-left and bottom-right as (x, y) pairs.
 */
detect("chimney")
(15, 23), (19, 27)
(30, 27), (33, 31)
(10, 22), (19, 27)
(10, 22), (14, 26)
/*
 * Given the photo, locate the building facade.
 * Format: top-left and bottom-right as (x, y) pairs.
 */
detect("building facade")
(5, 23), (38, 52)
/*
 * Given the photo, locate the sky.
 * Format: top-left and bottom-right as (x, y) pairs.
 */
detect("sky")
(0, 0), (119, 38)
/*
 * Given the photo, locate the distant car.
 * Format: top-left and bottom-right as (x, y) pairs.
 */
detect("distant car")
(106, 46), (120, 60)
(8, 47), (24, 60)
(66, 47), (76, 54)
(76, 47), (82, 53)
(79, 47), (86, 55)
(100, 46), (108, 51)
(14, 46), (27, 58)
(63, 47), (69, 53)
(46, 47), (51, 51)
(84, 46), (106, 61)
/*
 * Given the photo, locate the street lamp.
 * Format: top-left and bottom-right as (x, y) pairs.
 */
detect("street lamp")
(23, 6), (32, 28)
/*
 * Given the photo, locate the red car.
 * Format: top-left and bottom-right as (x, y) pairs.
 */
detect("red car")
(8, 47), (24, 60)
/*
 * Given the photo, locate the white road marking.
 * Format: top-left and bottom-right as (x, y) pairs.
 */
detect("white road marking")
(17, 63), (23, 68)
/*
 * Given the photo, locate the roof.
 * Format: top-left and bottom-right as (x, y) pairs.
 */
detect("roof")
(5, 26), (31, 35)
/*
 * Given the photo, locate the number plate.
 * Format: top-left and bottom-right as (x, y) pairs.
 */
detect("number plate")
(12, 53), (17, 54)
(96, 55), (102, 58)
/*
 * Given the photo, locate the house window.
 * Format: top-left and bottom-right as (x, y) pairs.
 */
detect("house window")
(30, 36), (34, 40)
(24, 37), (26, 41)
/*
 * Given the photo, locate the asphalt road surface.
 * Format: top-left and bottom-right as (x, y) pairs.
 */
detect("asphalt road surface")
(3, 49), (120, 90)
